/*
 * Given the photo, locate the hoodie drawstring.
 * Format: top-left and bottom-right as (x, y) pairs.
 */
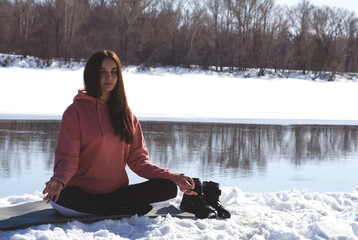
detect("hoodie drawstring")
(96, 100), (105, 138)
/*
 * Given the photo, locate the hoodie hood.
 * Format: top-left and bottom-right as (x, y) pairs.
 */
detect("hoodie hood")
(74, 88), (106, 137)
(74, 88), (105, 105)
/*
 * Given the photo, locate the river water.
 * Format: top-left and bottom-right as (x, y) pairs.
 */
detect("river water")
(0, 120), (357, 198)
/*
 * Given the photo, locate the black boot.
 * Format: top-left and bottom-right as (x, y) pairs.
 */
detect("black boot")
(203, 181), (231, 219)
(179, 178), (217, 219)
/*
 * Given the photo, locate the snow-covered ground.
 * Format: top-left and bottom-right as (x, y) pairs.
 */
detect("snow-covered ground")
(1, 54), (358, 239)
(1, 189), (358, 239)
(1, 54), (358, 125)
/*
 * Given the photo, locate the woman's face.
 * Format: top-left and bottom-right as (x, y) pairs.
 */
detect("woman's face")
(99, 57), (118, 95)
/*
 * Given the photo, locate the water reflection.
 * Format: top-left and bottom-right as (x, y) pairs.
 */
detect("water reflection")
(0, 120), (357, 196)
(0, 121), (58, 179)
(143, 122), (358, 178)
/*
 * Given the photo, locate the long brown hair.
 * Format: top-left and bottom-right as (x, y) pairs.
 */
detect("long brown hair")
(84, 50), (134, 144)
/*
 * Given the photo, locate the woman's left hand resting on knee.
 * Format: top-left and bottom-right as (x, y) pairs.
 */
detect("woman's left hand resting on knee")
(43, 179), (64, 203)
(178, 175), (197, 195)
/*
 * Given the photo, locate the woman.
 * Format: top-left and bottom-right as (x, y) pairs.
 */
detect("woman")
(43, 50), (196, 216)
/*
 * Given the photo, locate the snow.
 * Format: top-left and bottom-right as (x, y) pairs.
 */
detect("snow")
(1, 54), (358, 125)
(1, 54), (358, 239)
(1, 188), (358, 239)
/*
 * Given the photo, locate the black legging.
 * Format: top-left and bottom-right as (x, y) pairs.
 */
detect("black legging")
(56, 178), (178, 215)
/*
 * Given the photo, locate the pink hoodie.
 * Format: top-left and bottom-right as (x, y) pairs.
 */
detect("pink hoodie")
(52, 89), (182, 194)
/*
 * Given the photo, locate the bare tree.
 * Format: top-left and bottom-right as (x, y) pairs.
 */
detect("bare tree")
(179, 1), (207, 67)
(11, 0), (37, 55)
(256, 0), (275, 75)
(0, 0), (12, 53)
(268, 5), (291, 72)
(62, 0), (90, 58)
(288, 0), (314, 74)
(153, 0), (184, 66)
(342, 12), (358, 73)
(111, 0), (155, 63)
(206, 0), (221, 71)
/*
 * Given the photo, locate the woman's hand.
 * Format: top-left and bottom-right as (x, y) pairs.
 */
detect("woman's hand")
(178, 175), (197, 195)
(42, 179), (64, 203)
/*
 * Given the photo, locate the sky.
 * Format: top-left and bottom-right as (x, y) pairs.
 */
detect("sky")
(275, 0), (358, 16)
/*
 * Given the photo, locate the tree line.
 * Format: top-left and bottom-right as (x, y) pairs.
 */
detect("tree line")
(1, 0), (358, 76)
